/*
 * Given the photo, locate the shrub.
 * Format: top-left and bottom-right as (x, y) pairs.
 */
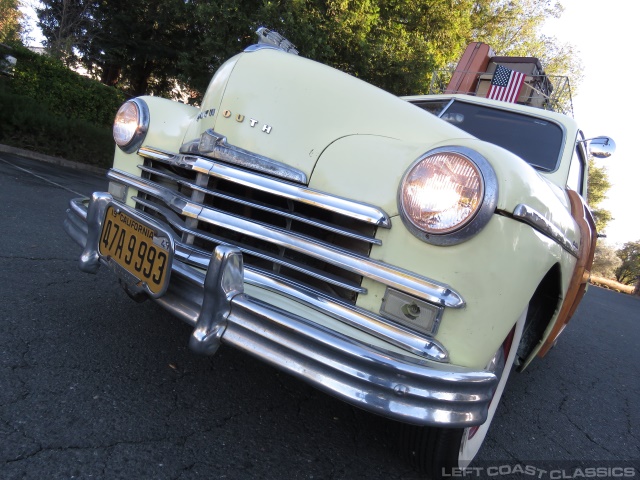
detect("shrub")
(8, 45), (125, 127)
(0, 88), (114, 168)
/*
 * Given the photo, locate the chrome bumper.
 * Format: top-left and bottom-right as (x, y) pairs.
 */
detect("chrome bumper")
(64, 193), (500, 428)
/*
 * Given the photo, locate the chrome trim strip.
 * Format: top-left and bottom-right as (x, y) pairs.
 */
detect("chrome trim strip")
(162, 247), (494, 427)
(158, 241), (447, 360)
(66, 199), (496, 426)
(65, 197), (449, 361)
(109, 169), (464, 308)
(243, 267), (449, 361)
(436, 98), (456, 117)
(69, 196), (88, 220)
(137, 146), (179, 163)
(167, 251), (449, 361)
(138, 145), (391, 228)
(512, 204), (579, 257)
(136, 163), (382, 245)
(63, 202), (89, 246)
(132, 196), (367, 294)
(196, 130), (307, 184)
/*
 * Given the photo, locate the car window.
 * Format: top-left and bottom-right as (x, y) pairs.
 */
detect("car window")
(410, 99), (564, 172)
(567, 140), (587, 196)
(409, 99), (451, 116)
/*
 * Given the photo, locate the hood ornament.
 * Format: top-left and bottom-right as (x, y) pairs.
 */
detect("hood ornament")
(245, 27), (298, 55)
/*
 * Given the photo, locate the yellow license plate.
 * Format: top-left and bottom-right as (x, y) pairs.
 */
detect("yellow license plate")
(99, 206), (171, 295)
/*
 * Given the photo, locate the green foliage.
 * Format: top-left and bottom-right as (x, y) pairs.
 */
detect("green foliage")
(587, 159), (611, 205)
(35, 0), (582, 100)
(587, 158), (612, 232)
(0, 0), (22, 44)
(347, 0), (473, 94)
(591, 242), (622, 279)
(38, 0), (197, 96)
(471, 1), (576, 71)
(615, 241), (640, 286)
(469, 0), (582, 103)
(0, 46), (119, 167)
(34, 0), (494, 98)
(0, 87), (114, 167)
(36, 0), (95, 65)
(176, 0), (476, 97)
(9, 45), (125, 127)
(590, 208), (612, 234)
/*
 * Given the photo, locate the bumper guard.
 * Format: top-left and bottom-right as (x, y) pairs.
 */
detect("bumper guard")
(64, 193), (500, 428)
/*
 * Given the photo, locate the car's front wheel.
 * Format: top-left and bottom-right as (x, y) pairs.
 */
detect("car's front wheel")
(401, 307), (527, 479)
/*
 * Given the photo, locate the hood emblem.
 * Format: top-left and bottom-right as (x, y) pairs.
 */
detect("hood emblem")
(196, 108), (215, 121)
(222, 109), (272, 134)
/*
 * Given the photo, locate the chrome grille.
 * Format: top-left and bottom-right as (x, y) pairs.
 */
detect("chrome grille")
(113, 147), (390, 304)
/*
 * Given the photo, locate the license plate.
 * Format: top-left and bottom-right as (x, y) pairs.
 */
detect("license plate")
(99, 206), (172, 296)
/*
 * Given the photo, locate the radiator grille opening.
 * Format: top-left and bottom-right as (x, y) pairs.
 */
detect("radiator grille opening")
(135, 157), (379, 303)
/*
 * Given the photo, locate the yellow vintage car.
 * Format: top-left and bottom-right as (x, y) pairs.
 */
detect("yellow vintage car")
(64, 28), (614, 476)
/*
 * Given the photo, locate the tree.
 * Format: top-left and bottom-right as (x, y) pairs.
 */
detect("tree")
(87, 0), (192, 95)
(324, 0), (474, 94)
(35, 0), (579, 99)
(38, 0), (194, 95)
(470, 1), (575, 71)
(0, 0), (23, 44)
(37, 0), (97, 66)
(615, 241), (640, 286)
(591, 242), (621, 279)
(178, 0), (476, 97)
(587, 158), (612, 233)
(469, 0), (582, 111)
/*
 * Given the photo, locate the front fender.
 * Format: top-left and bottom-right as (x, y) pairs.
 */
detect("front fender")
(112, 96), (199, 208)
(310, 134), (578, 368)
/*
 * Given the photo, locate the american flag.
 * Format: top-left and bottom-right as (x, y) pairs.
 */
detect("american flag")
(487, 65), (526, 103)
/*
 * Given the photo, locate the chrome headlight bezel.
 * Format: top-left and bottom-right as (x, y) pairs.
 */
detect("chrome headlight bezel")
(113, 98), (149, 153)
(398, 146), (498, 246)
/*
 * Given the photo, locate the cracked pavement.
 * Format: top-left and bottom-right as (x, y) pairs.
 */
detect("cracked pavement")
(1, 153), (638, 479)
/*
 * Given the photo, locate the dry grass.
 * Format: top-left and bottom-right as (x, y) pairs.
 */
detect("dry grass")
(590, 275), (636, 295)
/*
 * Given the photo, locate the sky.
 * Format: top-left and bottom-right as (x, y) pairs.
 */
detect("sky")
(543, 0), (640, 246)
(18, 1), (638, 245)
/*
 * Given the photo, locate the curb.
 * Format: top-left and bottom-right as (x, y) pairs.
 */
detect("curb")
(0, 144), (106, 176)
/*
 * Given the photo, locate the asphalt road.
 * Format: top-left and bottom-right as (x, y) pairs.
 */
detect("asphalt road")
(1, 152), (639, 479)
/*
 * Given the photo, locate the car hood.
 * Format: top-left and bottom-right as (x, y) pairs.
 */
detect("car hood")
(188, 48), (472, 182)
(184, 47), (578, 246)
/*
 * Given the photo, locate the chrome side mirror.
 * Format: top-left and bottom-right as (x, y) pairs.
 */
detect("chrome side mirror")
(588, 136), (616, 158)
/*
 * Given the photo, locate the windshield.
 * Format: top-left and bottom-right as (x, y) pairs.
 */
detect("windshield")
(410, 99), (564, 171)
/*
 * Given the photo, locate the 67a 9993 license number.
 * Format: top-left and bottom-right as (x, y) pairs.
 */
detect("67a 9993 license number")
(99, 205), (172, 296)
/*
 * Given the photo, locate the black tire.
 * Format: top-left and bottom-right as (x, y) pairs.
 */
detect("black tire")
(400, 424), (464, 479)
(399, 306), (527, 478)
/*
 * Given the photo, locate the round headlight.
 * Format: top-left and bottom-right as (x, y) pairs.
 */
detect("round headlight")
(113, 98), (149, 153)
(399, 146), (498, 245)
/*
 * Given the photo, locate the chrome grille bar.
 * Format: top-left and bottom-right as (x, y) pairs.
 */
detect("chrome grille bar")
(133, 196), (367, 294)
(64, 197), (452, 361)
(109, 169), (464, 308)
(137, 163), (381, 245)
(138, 146), (391, 228)
(167, 255), (448, 361)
